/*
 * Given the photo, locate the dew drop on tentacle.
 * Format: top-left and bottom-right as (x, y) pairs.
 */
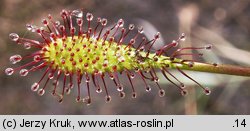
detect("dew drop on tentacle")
(76, 96), (81, 102)
(180, 83), (185, 89)
(132, 92), (137, 99)
(26, 24), (37, 32)
(130, 73), (135, 79)
(138, 26), (143, 34)
(154, 77), (159, 82)
(101, 18), (108, 26)
(76, 18), (83, 26)
(117, 19), (124, 27)
(96, 88), (102, 93)
(96, 17), (102, 23)
(33, 55), (41, 62)
(68, 83), (74, 89)
(55, 21), (60, 27)
(64, 71), (70, 76)
(52, 80), (59, 86)
(42, 19), (49, 26)
(204, 87), (211, 95)
(205, 44), (212, 50)
(48, 72), (54, 79)
(5, 68), (14, 76)
(109, 73), (114, 80)
(26, 24), (33, 31)
(83, 96), (91, 106)
(105, 95), (112, 103)
(38, 88), (45, 96)
(60, 9), (68, 19)
(86, 13), (93, 21)
(58, 97), (63, 104)
(9, 54), (22, 64)
(179, 33), (186, 41)
(31, 82), (39, 92)
(19, 69), (29, 76)
(145, 85), (151, 92)
(65, 88), (71, 95)
(119, 91), (125, 98)
(129, 39), (135, 45)
(71, 9), (83, 18)
(154, 32), (160, 39)
(181, 89), (188, 96)
(9, 33), (19, 42)
(129, 24), (135, 30)
(24, 42), (31, 49)
(117, 84), (124, 92)
(158, 89), (165, 97)
(50, 33), (57, 41)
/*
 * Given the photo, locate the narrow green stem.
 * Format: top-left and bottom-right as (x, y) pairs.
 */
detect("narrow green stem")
(178, 62), (250, 77)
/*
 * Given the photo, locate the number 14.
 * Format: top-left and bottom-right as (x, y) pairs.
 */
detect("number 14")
(234, 119), (246, 127)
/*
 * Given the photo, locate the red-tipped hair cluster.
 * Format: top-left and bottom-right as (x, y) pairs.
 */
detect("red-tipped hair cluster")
(6, 9), (213, 105)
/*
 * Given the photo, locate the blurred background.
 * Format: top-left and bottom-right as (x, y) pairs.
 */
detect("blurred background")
(0, 0), (250, 115)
